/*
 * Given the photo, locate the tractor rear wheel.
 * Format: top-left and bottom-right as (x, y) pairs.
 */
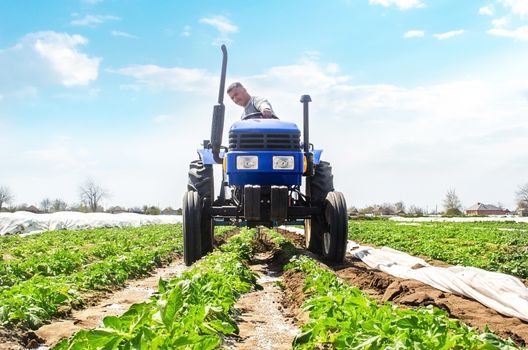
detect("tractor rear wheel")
(183, 191), (202, 266)
(304, 217), (323, 254)
(187, 160), (214, 256)
(305, 161), (335, 254)
(322, 191), (348, 263)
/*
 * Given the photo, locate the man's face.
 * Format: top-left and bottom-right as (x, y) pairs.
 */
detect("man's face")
(228, 87), (250, 107)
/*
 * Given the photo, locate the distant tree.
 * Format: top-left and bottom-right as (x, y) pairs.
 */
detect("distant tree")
(128, 207), (143, 214)
(40, 198), (52, 213)
(394, 201), (406, 214)
(0, 186), (14, 210)
(79, 180), (108, 212)
(408, 205), (424, 217)
(143, 205), (160, 215)
(516, 183), (528, 209)
(51, 199), (68, 212)
(443, 189), (463, 216)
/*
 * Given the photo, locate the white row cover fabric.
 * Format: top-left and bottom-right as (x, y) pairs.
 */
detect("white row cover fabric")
(0, 211), (182, 236)
(279, 225), (528, 322)
(351, 245), (528, 322)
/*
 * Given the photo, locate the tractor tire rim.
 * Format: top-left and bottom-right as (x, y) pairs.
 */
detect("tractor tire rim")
(323, 231), (331, 255)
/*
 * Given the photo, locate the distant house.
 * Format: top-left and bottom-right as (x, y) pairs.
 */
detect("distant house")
(517, 208), (528, 217)
(465, 203), (509, 216)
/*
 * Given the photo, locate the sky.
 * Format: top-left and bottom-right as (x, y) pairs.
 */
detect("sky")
(1, 0), (527, 212)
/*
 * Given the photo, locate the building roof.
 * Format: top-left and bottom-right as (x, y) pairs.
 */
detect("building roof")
(466, 202), (503, 211)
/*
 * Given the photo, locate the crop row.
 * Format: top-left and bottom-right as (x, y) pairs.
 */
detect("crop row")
(349, 220), (528, 278)
(0, 224), (183, 328)
(286, 255), (518, 349)
(53, 228), (258, 349)
(0, 225), (181, 287)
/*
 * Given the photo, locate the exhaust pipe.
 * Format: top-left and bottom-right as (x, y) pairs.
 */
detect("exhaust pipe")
(300, 95), (314, 199)
(211, 45), (228, 164)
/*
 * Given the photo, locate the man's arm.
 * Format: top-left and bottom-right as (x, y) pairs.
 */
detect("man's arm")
(253, 96), (274, 118)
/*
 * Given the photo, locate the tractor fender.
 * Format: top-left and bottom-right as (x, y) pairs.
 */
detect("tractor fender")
(197, 149), (225, 165)
(313, 149), (323, 164)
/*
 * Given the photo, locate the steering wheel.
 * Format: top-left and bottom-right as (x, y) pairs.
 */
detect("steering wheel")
(242, 111), (279, 120)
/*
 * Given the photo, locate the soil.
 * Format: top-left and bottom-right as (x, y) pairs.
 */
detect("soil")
(224, 251), (300, 349)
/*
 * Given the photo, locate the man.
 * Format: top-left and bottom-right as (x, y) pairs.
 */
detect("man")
(227, 82), (276, 119)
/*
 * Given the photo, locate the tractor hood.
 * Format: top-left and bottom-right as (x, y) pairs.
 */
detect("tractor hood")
(229, 119), (300, 134)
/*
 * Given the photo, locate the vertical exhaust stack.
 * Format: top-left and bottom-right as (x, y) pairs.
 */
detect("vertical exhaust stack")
(211, 45), (228, 164)
(300, 95), (314, 198)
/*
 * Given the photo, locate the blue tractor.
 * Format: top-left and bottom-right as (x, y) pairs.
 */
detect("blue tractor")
(182, 45), (348, 265)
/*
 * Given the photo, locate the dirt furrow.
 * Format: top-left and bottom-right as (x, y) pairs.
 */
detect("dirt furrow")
(224, 246), (300, 349)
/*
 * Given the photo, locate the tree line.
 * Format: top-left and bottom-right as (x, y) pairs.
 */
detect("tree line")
(0, 180), (181, 215)
(2, 182), (528, 216)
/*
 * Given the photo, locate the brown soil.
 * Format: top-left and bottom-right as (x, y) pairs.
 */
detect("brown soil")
(224, 251), (299, 349)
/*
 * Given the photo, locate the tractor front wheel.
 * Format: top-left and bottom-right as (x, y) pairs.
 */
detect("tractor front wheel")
(322, 191), (348, 263)
(183, 191), (202, 266)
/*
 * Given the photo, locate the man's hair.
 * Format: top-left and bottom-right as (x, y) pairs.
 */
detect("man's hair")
(227, 82), (244, 93)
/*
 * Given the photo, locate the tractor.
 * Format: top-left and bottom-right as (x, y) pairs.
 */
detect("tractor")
(182, 45), (348, 266)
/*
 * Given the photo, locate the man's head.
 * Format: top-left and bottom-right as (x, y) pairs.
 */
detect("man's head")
(227, 82), (251, 107)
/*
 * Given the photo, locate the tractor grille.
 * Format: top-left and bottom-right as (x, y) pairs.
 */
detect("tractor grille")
(229, 132), (301, 150)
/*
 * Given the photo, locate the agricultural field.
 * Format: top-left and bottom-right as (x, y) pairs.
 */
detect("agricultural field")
(348, 220), (528, 278)
(1, 220), (527, 349)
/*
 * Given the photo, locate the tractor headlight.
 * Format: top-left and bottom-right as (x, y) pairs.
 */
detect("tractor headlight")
(236, 155), (258, 170)
(272, 156), (294, 170)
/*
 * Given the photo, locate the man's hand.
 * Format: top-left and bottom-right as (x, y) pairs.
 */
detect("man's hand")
(262, 108), (273, 118)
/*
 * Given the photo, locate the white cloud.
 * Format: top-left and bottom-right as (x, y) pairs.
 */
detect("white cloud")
(221, 57), (528, 209)
(0, 31), (100, 91)
(403, 30), (425, 38)
(492, 16), (510, 28)
(112, 64), (216, 93)
(488, 25), (528, 39)
(71, 14), (120, 27)
(433, 29), (465, 39)
(111, 30), (137, 39)
(479, 4), (495, 16)
(199, 15), (238, 45)
(369, 0), (424, 9)
(498, 0), (528, 17)
(181, 25), (191, 37)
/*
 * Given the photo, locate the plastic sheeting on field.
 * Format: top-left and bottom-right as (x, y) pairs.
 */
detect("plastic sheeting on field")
(279, 225), (528, 322)
(351, 245), (528, 322)
(0, 211), (182, 236)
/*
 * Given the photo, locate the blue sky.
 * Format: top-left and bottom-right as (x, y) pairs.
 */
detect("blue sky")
(1, 0), (528, 211)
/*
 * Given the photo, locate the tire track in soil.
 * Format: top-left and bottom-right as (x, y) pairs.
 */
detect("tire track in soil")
(224, 234), (300, 349)
(280, 229), (528, 347)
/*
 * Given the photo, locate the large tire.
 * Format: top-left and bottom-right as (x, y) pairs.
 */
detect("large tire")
(311, 161), (334, 203)
(305, 161), (334, 254)
(304, 217), (323, 254)
(183, 191), (202, 266)
(187, 160), (214, 256)
(322, 191), (348, 263)
(188, 160), (214, 199)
